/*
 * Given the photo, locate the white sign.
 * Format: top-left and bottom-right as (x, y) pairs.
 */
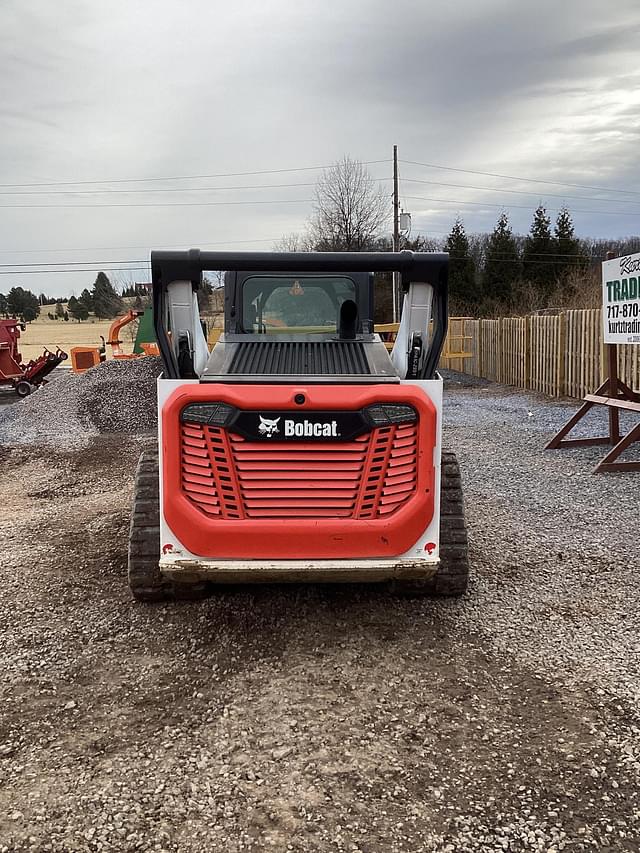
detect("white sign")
(602, 253), (640, 344)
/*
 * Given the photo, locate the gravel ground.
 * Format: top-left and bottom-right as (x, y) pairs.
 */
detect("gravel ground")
(0, 359), (162, 448)
(0, 377), (639, 851)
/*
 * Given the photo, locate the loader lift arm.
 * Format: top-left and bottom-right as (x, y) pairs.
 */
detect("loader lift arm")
(151, 249), (449, 381)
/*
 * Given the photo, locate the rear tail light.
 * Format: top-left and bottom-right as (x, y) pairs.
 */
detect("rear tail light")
(180, 402), (235, 426)
(364, 404), (417, 427)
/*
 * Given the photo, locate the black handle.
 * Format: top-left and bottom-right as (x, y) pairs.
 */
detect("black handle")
(151, 248), (448, 283)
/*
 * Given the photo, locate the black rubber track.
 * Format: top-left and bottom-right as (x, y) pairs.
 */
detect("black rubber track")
(392, 450), (470, 597)
(128, 450), (207, 602)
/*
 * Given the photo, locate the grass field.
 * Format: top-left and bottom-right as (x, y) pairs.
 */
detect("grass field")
(18, 305), (222, 363)
(19, 312), (136, 362)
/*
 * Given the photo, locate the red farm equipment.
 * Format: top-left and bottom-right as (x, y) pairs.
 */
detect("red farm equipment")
(0, 318), (68, 397)
(128, 249), (469, 601)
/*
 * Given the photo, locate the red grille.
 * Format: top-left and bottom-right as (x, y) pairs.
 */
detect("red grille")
(180, 422), (418, 520)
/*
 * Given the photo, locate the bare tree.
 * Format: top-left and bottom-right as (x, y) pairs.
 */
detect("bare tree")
(272, 233), (312, 252)
(307, 156), (390, 251)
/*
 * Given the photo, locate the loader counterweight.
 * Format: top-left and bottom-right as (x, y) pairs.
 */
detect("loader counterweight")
(160, 381), (436, 560)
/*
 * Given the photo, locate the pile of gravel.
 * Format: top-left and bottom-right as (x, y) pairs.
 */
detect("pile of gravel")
(0, 357), (163, 448)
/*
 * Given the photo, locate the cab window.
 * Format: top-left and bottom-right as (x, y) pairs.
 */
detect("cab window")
(242, 276), (356, 334)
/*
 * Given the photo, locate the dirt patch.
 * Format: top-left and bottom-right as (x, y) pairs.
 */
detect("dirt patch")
(0, 430), (639, 851)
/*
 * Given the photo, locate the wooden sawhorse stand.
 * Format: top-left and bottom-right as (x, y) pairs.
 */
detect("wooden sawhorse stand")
(546, 345), (640, 473)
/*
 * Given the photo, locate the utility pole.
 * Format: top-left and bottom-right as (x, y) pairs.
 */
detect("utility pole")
(392, 144), (400, 322)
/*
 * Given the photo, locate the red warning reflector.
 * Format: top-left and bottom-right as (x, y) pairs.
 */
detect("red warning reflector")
(424, 542), (436, 555)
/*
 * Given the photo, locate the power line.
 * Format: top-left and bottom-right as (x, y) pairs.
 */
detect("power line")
(0, 198), (315, 209)
(2, 259), (602, 277)
(400, 177), (640, 207)
(401, 159), (640, 198)
(0, 259), (147, 267)
(0, 181), (319, 196)
(3, 192), (633, 215)
(2, 245), (596, 266)
(0, 174), (394, 197)
(447, 255), (589, 266)
(0, 159), (388, 190)
(0, 258), (594, 276)
(405, 194), (640, 217)
(0, 246), (603, 275)
(0, 267), (150, 276)
(0, 237), (280, 255)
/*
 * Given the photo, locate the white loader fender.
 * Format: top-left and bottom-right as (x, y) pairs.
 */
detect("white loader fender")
(399, 376), (443, 560)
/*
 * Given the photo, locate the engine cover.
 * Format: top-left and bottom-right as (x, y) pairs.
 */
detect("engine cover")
(161, 383), (436, 559)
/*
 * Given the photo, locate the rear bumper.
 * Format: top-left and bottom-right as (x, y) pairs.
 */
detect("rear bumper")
(159, 556), (439, 584)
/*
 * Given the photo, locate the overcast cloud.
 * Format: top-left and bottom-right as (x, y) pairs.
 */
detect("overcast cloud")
(1, 0), (639, 296)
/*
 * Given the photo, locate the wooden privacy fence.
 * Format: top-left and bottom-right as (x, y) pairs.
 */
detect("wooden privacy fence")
(376, 317), (474, 369)
(463, 309), (640, 399)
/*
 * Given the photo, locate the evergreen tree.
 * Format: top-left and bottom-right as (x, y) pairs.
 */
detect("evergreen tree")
(444, 217), (477, 306)
(55, 302), (64, 319)
(483, 212), (521, 303)
(554, 206), (584, 280)
(0, 293), (7, 317)
(68, 296), (89, 321)
(7, 287), (40, 321)
(79, 288), (94, 314)
(92, 272), (123, 318)
(522, 204), (556, 297)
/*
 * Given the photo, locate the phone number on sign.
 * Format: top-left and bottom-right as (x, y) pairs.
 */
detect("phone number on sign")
(607, 303), (640, 319)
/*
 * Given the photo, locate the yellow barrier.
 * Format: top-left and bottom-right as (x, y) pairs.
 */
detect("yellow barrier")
(374, 318), (474, 369)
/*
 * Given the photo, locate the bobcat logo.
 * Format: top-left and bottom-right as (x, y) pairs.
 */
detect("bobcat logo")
(258, 415), (280, 438)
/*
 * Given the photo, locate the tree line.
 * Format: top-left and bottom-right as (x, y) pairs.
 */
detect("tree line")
(0, 156), (632, 323)
(0, 272), (130, 323)
(0, 271), (226, 324)
(442, 204), (586, 314)
(276, 155), (628, 319)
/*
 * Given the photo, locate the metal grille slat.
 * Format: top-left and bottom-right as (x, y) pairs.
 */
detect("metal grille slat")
(227, 341), (371, 375)
(180, 421), (418, 520)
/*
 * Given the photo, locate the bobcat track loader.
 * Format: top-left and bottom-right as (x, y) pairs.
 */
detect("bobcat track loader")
(128, 250), (469, 601)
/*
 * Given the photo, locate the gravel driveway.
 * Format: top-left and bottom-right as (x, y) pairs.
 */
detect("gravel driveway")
(0, 378), (639, 852)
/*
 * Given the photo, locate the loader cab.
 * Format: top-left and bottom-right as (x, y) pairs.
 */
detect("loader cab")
(224, 271), (374, 336)
(152, 249), (449, 383)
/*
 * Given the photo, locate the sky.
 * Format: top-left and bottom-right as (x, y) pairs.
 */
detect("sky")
(1, 0), (640, 297)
